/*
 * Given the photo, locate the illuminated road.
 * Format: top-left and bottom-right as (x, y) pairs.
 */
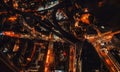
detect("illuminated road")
(1, 30), (48, 41)
(44, 34), (54, 72)
(69, 45), (76, 72)
(85, 30), (120, 72)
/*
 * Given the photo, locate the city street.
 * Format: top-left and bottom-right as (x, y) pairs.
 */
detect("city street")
(0, 0), (120, 72)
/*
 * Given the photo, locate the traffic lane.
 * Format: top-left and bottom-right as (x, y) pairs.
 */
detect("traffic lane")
(88, 38), (117, 72)
(95, 44), (118, 72)
(38, 44), (48, 72)
(44, 41), (54, 72)
(110, 49), (120, 64)
(69, 46), (76, 72)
